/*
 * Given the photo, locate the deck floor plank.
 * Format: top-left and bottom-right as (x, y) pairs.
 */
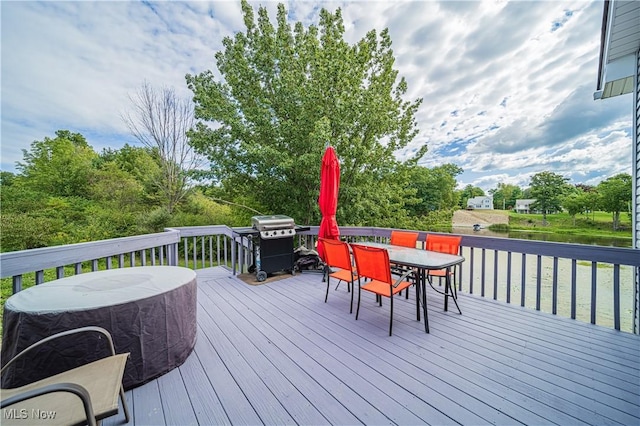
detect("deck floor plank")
(156, 364), (199, 425)
(205, 275), (435, 425)
(177, 346), (230, 426)
(278, 275), (594, 425)
(117, 267), (640, 426)
(197, 280), (336, 425)
(251, 276), (535, 425)
(209, 275), (468, 425)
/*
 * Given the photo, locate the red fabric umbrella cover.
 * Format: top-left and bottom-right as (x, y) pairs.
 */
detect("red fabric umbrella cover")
(318, 146), (340, 259)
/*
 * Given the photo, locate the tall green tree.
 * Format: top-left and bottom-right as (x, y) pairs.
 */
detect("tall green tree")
(16, 130), (97, 197)
(597, 173), (632, 230)
(529, 171), (570, 223)
(186, 0), (425, 225)
(489, 183), (522, 210)
(562, 190), (588, 226)
(405, 164), (462, 215)
(458, 184), (485, 209)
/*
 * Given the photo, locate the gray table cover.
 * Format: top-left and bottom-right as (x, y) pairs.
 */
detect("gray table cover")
(1, 266), (197, 390)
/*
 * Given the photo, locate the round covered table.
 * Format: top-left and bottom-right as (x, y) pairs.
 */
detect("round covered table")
(1, 266), (197, 390)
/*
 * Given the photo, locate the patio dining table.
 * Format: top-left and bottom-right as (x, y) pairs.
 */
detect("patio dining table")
(1, 266), (197, 390)
(354, 242), (465, 333)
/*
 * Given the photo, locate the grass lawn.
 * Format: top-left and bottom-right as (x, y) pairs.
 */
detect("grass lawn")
(507, 210), (633, 238)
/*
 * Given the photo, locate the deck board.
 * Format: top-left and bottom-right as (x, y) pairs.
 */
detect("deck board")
(110, 267), (640, 425)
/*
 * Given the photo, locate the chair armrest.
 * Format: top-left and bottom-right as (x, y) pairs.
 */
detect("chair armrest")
(1, 326), (116, 377)
(1, 382), (97, 426)
(392, 269), (414, 288)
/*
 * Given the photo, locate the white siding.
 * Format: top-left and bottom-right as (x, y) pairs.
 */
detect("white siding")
(635, 50), (639, 334)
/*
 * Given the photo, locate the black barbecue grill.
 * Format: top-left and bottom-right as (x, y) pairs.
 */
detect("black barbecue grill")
(235, 215), (308, 282)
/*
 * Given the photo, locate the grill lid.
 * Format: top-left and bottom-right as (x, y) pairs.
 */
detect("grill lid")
(252, 215), (295, 231)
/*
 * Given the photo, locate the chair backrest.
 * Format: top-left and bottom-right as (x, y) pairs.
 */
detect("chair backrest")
(390, 230), (419, 248)
(351, 244), (392, 284)
(425, 234), (462, 255)
(318, 238), (352, 271)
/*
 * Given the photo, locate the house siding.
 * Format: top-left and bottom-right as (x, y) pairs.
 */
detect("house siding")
(634, 50), (639, 334)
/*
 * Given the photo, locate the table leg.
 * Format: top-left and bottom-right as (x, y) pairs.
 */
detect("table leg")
(445, 269), (462, 314)
(421, 269), (429, 333)
(444, 267), (449, 312)
(415, 271), (421, 322)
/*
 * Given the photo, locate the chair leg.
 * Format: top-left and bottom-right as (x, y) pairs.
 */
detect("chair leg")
(120, 387), (130, 423)
(350, 280), (355, 314)
(389, 295), (394, 336)
(324, 274), (330, 303)
(355, 281), (362, 320)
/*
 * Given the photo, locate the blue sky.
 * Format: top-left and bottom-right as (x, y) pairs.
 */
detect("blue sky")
(1, 0), (634, 192)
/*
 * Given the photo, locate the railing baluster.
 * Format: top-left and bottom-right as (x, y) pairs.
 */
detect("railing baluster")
(591, 261), (597, 324)
(118, 254), (124, 268)
(469, 247), (475, 294)
(75, 263), (82, 275)
(506, 252), (512, 304)
(183, 238), (188, 268)
(192, 237), (197, 269)
(613, 264), (620, 330)
(13, 275), (22, 293)
(35, 270), (44, 285)
(201, 237), (205, 268)
(521, 253), (526, 307)
(151, 247), (156, 266)
(209, 237), (213, 267)
(57, 266), (64, 279)
(92, 259), (98, 271)
(493, 249), (498, 300)
(536, 255), (542, 311)
(552, 257), (558, 315)
(571, 259), (577, 319)
(481, 248), (486, 297)
(141, 249), (147, 266)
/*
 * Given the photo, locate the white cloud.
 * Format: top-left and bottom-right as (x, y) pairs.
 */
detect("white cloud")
(1, 0), (633, 194)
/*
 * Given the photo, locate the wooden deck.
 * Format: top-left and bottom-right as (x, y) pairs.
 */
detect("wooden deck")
(104, 266), (640, 425)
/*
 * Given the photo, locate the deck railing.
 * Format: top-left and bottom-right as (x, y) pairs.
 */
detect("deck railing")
(1, 225), (638, 334)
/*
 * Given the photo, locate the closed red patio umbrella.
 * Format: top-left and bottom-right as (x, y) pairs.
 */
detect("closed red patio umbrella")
(318, 145), (340, 259)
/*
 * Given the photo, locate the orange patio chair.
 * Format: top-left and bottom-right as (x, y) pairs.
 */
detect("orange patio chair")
(351, 244), (414, 336)
(390, 230), (419, 248)
(318, 238), (358, 313)
(425, 234), (462, 313)
(390, 230), (420, 298)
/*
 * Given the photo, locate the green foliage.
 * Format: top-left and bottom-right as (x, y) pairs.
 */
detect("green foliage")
(186, 0), (424, 226)
(170, 192), (239, 227)
(404, 164), (462, 215)
(0, 213), (64, 250)
(457, 184), (485, 208)
(139, 207), (173, 233)
(17, 130), (98, 197)
(597, 173), (632, 230)
(561, 191), (588, 225)
(489, 183), (523, 210)
(529, 171), (570, 222)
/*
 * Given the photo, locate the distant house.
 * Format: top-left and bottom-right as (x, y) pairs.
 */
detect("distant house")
(466, 196), (493, 210)
(515, 199), (536, 214)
